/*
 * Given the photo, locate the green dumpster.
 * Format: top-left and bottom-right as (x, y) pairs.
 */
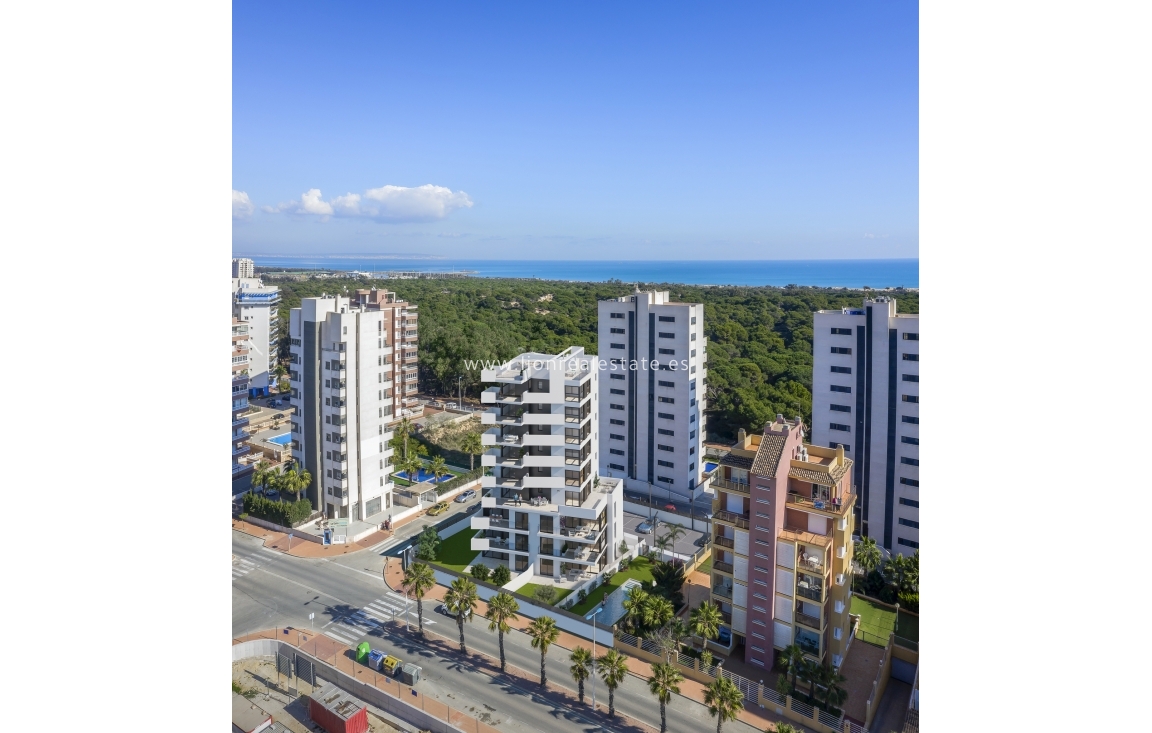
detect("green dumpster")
(356, 642), (371, 663)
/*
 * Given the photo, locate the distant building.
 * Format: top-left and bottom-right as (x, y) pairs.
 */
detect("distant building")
(232, 318), (253, 479)
(288, 295), (395, 520)
(232, 257), (255, 278)
(709, 417), (856, 671)
(232, 277), (281, 396)
(811, 297), (919, 555)
(474, 348), (623, 579)
(597, 289), (707, 502)
(349, 288), (420, 419)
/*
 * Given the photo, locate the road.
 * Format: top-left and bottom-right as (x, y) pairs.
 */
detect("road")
(232, 531), (761, 733)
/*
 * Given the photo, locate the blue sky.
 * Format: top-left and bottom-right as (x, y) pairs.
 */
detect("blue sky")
(233, 1), (918, 260)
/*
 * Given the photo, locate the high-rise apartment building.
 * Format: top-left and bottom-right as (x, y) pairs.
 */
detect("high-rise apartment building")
(232, 318), (253, 478)
(709, 417), (856, 671)
(473, 348), (623, 579)
(597, 290), (706, 501)
(232, 276), (281, 397)
(288, 296), (395, 520)
(232, 257), (256, 278)
(811, 297), (919, 555)
(349, 289), (421, 420)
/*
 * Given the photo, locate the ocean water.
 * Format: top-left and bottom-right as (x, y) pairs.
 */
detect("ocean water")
(241, 257), (918, 288)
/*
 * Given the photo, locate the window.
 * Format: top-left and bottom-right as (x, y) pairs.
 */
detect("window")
(610, 433), (625, 441)
(658, 332), (674, 338)
(830, 442), (849, 451)
(690, 365), (696, 373)
(690, 333), (697, 341)
(610, 312), (624, 319)
(689, 379), (696, 390)
(657, 476), (673, 484)
(658, 380), (674, 388)
(901, 457), (919, 466)
(903, 353), (919, 361)
(610, 327), (625, 334)
(610, 388), (625, 395)
(689, 430), (696, 439)
(610, 358), (625, 365)
(902, 415), (919, 424)
(831, 347), (852, 355)
(657, 444), (674, 452)
(658, 412), (675, 420)
(608, 463), (625, 471)
(902, 395), (919, 403)
(610, 404), (624, 410)
(658, 315), (676, 322)
(901, 436), (919, 445)
(831, 366), (851, 374)
(903, 333), (919, 341)
(690, 414), (696, 422)
(898, 538), (920, 548)
(900, 477), (919, 487)
(689, 446), (695, 454)
(658, 348), (675, 355)
(691, 316), (697, 324)
(658, 363), (674, 371)
(658, 396), (674, 404)
(610, 418), (625, 425)
(900, 497), (920, 508)
(831, 327), (852, 335)
(610, 343), (625, 350)
(831, 384), (851, 393)
(830, 423), (850, 432)
(658, 460), (674, 468)
(658, 428), (674, 436)
(610, 373), (625, 380)
(903, 374), (919, 382)
(689, 462), (695, 471)
(610, 448), (625, 456)
(830, 404), (851, 412)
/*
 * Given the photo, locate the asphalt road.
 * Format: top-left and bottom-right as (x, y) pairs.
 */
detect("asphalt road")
(232, 531), (760, 733)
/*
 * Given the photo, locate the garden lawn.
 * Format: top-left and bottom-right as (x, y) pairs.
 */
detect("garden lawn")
(518, 583), (573, 606)
(696, 556), (712, 575)
(569, 555), (656, 616)
(850, 595), (919, 644)
(430, 529), (480, 573)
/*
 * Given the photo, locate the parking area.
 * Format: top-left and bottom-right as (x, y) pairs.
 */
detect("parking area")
(623, 510), (707, 558)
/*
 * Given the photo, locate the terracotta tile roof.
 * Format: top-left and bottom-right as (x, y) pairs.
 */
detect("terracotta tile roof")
(719, 453), (754, 470)
(789, 459), (853, 486)
(751, 433), (789, 477)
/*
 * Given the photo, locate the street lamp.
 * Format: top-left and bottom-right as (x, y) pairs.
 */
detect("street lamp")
(590, 601), (606, 710)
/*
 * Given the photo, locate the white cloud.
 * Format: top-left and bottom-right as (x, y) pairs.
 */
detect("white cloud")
(266, 184), (473, 222)
(232, 190), (254, 219)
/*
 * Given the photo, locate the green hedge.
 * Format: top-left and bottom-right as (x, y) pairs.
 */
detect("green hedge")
(435, 467), (483, 495)
(242, 492), (313, 527)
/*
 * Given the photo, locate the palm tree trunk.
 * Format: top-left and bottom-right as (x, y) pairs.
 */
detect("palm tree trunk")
(539, 650), (547, 686)
(417, 598), (424, 636)
(608, 688), (615, 717)
(578, 679), (584, 703)
(458, 616), (466, 654)
(716, 717), (723, 733)
(498, 630), (506, 672)
(660, 701), (667, 733)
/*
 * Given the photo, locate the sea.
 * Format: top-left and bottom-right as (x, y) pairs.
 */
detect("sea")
(239, 257), (919, 288)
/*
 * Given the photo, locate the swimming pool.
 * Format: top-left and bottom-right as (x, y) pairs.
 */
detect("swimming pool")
(585, 578), (644, 626)
(704, 461), (718, 473)
(267, 434), (292, 446)
(393, 468), (456, 484)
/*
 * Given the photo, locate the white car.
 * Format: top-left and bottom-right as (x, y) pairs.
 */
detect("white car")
(445, 402), (458, 409)
(455, 489), (477, 503)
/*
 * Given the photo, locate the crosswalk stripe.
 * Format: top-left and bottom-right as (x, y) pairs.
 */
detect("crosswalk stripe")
(238, 558), (256, 567)
(231, 569), (245, 577)
(324, 629), (357, 645)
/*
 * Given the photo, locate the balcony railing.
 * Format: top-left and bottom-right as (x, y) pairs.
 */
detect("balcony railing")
(796, 584), (824, 603)
(787, 491), (849, 514)
(713, 535), (735, 549)
(714, 560), (734, 575)
(714, 510), (750, 529)
(795, 611), (822, 631)
(712, 584), (733, 600)
(796, 637), (821, 657)
(712, 478), (750, 495)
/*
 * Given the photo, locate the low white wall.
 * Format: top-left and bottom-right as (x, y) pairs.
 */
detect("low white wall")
(501, 565), (536, 593)
(244, 516), (323, 544)
(437, 515), (475, 541)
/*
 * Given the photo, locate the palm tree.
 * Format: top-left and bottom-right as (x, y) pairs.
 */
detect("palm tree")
(443, 576), (478, 654)
(690, 601), (723, 649)
(883, 554), (915, 596)
(643, 596), (674, 631)
(569, 646), (593, 704)
(797, 658), (821, 701)
(649, 626), (679, 664)
(668, 618), (689, 657)
(398, 453), (422, 483)
(703, 675), (744, 733)
(773, 725), (800, 733)
(647, 662), (683, 733)
(659, 523), (687, 557)
(815, 664), (848, 712)
(485, 592), (520, 673)
(429, 455), (448, 485)
(597, 648), (629, 718)
(251, 460), (275, 496)
(526, 616), (560, 687)
(396, 417), (415, 460)
(401, 562), (436, 637)
(462, 431), (483, 471)
(779, 644), (806, 695)
(854, 536), (883, 574)
(622, 587), (651, 634)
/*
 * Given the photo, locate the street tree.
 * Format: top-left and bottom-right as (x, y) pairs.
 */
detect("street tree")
(443, 576), (478, 654)
(526, 616), (560, 687)
(484, 591), (520, 673)
(401, 562), (436, 637)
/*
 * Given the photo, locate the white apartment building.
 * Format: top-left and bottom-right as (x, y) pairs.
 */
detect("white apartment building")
(811, 297), (919, 555)
(349, 289), (421, 420)
(473, 348), (623, 580)
(597, 290), (707, 502)
(232, 318), (253, 479)
(232, 257), (256, 278)
(232, 276), (281, 396)
(288, 296), (396, 521)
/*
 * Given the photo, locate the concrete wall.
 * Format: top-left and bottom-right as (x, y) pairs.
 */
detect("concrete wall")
(622, 501), (711, 532)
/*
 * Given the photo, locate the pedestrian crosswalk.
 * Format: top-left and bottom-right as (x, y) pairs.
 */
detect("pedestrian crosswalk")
(232, 554), (259, 580)
(323, 592), (436, 646)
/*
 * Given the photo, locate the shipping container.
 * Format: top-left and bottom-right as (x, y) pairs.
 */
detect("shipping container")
(308, 683), (369, 733)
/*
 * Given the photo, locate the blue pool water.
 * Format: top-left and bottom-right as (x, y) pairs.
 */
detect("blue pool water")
(267, 434), (291, 446)
(394, 468), (456, 484)
(704, 461), (719, 473)
(586, 579), (644, 626)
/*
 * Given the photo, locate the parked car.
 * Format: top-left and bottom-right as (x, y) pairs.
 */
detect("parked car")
(445, 402), (458, 409)
(263, 489), (279, 500)
(455, 489), (477, 503)
(663, 503), (677, 512)
(636, 521), (653, 534)
(435, 603), (472, 620)
(694, 535), (709, 548)
(273, 413), (285, 419)
(426, 502), (450, 516)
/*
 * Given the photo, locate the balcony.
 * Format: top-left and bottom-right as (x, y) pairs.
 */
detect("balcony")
(714, 560), (734, 576)
(786, 491), (851, 515)
(482, 387), (525, 405)
(713, 534), (735, 549)
(714, 510), (750, 530)
(796, 633), (821, 658)
(779, 527), (832, 547)
(558, 526), (600, 543)
(795, 611), (823, 631)
(482, 428), (524, 446)
(712, 582), (733, 600)
(711, 478), (750, 495)
(796, 581), (824, 603)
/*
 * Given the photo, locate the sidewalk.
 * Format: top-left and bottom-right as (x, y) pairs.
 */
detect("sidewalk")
(382, 558), (808, 733)
(233, 518), (392, 558)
